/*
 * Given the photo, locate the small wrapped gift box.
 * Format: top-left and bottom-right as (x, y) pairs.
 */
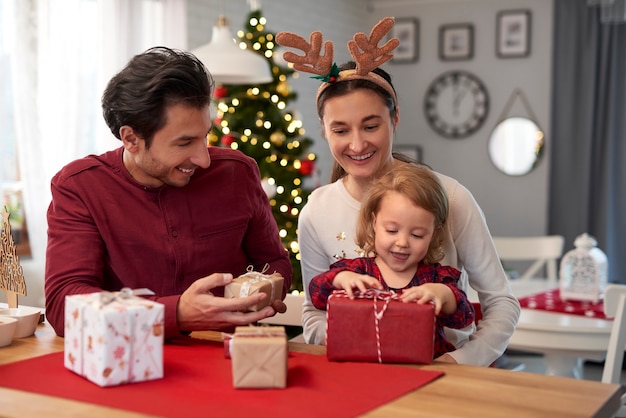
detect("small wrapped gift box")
(224, 266), (284, 312)
(230, 326), (288, 389)
(64, 288), (164, 387)
(326, 290), (435, 364)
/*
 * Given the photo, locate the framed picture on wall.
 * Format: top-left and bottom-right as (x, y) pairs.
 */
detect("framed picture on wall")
(496, 10), (531, 58)
(393, 145), (423, 163)
(390, 18), (419, 63)
(439, 23), (474, 61)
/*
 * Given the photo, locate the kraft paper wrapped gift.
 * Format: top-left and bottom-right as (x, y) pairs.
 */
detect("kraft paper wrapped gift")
(326, 289), (435, 364)
(230, 326), (288, 388)
(64, 288), (165, 387)
(224, 267), (284, 312)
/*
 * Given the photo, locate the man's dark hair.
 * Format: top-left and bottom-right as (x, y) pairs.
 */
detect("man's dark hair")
(102, 46), (214, 147)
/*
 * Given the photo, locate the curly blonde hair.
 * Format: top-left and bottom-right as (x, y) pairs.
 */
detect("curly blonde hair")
(355, 163), (448, 264)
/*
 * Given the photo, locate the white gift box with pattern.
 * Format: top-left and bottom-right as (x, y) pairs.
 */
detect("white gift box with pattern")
(64, 289), (164, 387)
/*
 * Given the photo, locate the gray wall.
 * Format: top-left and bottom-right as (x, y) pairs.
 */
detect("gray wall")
(187, 0), (554, 238)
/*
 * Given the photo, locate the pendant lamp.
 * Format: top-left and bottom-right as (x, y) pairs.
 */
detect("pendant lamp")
(191, 15), (273, 85)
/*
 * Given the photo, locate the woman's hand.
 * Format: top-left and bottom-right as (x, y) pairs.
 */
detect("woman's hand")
(332, 271), (383, 298)
(399, 283), (456, 315)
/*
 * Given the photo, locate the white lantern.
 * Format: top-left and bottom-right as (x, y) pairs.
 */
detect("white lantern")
(559, 233), (608, 303)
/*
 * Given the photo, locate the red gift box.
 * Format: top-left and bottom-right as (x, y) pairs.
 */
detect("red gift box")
(326, 290), (435, 364)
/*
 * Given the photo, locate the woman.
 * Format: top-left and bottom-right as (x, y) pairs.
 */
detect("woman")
(278, 19), (519, 366)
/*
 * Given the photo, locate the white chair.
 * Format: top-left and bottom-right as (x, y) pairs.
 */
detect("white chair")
(602, 284), (626, 417)
(492, 235), (565, 283)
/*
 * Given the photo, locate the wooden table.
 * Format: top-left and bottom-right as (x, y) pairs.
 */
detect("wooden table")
(0, 322), (622, 418)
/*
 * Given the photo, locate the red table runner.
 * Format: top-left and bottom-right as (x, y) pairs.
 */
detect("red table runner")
(518, 288), (607, 319)
(0, 337), (443, 417)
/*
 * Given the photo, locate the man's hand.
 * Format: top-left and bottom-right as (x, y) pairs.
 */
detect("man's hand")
(271, 299), (287, 314)
(177, 273), (280, 331)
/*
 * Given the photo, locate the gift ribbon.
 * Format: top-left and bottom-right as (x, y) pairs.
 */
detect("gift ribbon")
(222, 327), (286, 358)
(238, 264), (278, 303)
(330, 289), (399, 363)
(98, 287), (156, 306)
(222, 326), (286, 340)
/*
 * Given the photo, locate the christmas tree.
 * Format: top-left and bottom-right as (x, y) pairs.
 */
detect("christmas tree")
(209, 9), (317, 292)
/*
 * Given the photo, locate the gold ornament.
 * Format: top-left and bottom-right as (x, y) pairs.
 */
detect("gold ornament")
(276, 81), (290, 96)
(270, 131), (286, 146)
(207, 132), (220, 146)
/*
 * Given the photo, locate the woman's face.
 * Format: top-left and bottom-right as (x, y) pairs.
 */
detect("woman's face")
(322, 89), (397, 181)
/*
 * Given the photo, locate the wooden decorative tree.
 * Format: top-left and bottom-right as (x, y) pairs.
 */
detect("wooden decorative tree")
(1, 206), (27, 308)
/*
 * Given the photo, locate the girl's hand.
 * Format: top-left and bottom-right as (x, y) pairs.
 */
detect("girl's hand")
(399, 283), (456, 315)
(332, 271), (383, 299)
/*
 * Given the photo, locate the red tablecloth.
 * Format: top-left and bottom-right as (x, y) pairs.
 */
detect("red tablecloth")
(0, 336), (443, 418)
(518, 288), (607, 319)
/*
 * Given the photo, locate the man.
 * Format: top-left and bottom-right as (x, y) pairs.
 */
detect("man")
(45, 47), (291, 338)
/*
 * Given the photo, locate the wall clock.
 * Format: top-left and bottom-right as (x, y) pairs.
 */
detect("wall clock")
(423, 70), (489, 139)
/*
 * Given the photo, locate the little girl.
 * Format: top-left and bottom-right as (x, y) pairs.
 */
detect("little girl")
(308, 164), (475, 358)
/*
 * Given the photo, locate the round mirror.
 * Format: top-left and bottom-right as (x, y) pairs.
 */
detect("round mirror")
(488, 117), (544, 176)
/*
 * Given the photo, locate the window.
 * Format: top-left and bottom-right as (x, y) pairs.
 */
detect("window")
(0, 0), (185, 262)
(0, 1), (29, 256)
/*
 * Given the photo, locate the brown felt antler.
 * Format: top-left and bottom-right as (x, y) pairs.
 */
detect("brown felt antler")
(276, 18), (400, 112)
(349, 17), (399, 76)
(276, 17), (399, 79)
(274, 31), (334, 76)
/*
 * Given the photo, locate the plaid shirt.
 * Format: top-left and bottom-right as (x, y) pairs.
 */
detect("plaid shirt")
(309, 257), (475, 357)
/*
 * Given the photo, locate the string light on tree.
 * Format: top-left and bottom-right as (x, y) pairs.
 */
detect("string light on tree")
(209, 8), (317, 291)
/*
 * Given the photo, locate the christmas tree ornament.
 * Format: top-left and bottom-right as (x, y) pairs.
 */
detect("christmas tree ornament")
(213, 85), (229, 99)
(261, 178), (277, 198)
(221, 134), (237, 147)
(207, 131), (220, 146)
(270, 131), (285, 146)
(276, 81), (290, 96)
(559, 233), (609, 303)
(298, 159), (315, 176)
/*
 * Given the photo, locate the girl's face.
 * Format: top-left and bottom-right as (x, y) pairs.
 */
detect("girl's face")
(373, 191), (436, 275)
(322, 89), (397, 182)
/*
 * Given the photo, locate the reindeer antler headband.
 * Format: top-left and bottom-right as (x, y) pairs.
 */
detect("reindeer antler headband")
(275, 17), (400, 111)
